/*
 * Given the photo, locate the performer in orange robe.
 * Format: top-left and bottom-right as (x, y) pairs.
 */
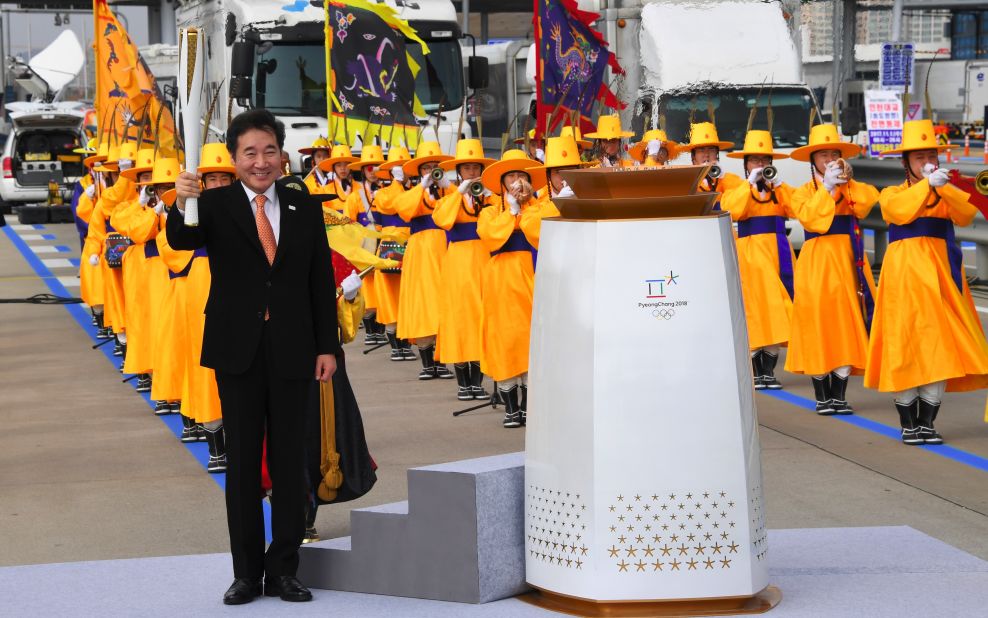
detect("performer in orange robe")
(432, 139), (495, 400)
(113, 148), (159, 393)
(374, 146), (416, 361)
(786, 125), (879, 415)
(344, 145), (388, 346)
(315, 144), (357, 215)
(477, 150), (554, 428)
(394, 141), (455, 380)
(865, 119), (988, 445)
(721, 130), (796, 390)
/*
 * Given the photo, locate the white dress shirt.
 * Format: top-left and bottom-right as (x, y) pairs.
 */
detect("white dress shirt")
(242, 181), (281, 243)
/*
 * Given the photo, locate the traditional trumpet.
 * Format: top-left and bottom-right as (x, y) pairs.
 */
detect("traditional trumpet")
(707, 164), (722, 179)
(833, 158), (853, 180)
(468, 179), (485, 197)
(430, 167), (446, 182)
(946, 169), (988, 197)
(762, 165), (778, 181)
(977, 170), (988, 195)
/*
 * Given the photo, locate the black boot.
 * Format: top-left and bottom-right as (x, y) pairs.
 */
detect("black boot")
(418, 345), (438, 380)
(136, 373), (152, 393)
(829, 372), (853, 414)
(399, 338), (416, 361)
(520, 384), (528, 426)
(112, 335), (123, 357)
(895, 400), (924, 445)
(196, 423), (208, 442)
(469, 361), (489, 400)
(387, 331), (402, 361)
(917, 398), (944, 445)
(761, 351), (782, 389)
(204, 425), (227, 473)
(454, 363), (472, 400)
(180, 415), (197, 442)
(812, 376), (834, 415)
(499, 385), (522, 428)
(374, 320), (388, 344)
(91, 310), (98, 327)
(752, 352), (766, 391)
(435, 363), (455, 379)
(362, 317), (376, 345)
(95, 312), (112, 339)
(154, 400), (171, 416)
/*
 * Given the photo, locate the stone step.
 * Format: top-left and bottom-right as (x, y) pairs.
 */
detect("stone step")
(299, 452), (527, 604)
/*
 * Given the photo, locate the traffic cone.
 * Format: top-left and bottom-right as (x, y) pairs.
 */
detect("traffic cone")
(964, 134), (971, 157)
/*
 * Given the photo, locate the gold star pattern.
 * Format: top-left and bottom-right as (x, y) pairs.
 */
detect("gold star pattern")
(602, 489), (743, 575)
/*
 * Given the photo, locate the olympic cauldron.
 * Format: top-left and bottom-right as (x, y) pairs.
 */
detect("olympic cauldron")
(524, 165), (780, 615)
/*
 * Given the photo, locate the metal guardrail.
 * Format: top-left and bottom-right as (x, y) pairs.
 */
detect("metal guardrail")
(853, 159), (988, 280)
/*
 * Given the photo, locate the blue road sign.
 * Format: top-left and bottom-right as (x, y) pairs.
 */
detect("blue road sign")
(880, 42), (915, 91)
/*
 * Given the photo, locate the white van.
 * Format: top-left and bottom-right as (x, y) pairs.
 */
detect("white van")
(0, 102), (86, 211)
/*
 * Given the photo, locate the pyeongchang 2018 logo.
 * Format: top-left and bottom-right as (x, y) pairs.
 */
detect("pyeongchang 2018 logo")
(639, 271), (687, 320)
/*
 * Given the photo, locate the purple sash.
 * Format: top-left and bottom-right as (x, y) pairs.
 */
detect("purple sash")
(378, 214), (404, 228)
(144, 242), (160, 259)
(409, 214), (441, 235)
(168, 247), (208, 280)
(889, 217), (964, 294)
(491, 229), (537, 268)
(804, 214), (874, 330)
(448, 222), (480, 243)
(356, 211), (375, 227)
(736, 215), (794, 299)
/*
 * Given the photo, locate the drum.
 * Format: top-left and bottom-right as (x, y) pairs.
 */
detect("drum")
(377, 240), (405, 274)
(104, 233), (133, 269)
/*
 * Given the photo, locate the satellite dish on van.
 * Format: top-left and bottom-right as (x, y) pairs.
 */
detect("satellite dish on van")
(10, 30), (85, 102)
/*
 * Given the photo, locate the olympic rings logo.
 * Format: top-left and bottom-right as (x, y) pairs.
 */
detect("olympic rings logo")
(652, 308), (675, 320)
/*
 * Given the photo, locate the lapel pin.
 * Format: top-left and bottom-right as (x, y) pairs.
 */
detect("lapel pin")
(288, 204), (296, 211)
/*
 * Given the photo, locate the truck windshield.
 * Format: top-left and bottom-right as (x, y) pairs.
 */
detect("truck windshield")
(640, 87), (817, 149)
(251, 39), (464, 116)
(406, 39), (464, 112)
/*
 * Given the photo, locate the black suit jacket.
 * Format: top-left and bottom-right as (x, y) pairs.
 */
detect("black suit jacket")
(166, 181), (339, 378)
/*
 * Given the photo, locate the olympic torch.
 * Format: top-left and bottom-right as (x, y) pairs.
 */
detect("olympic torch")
(178, 27), (205, 226)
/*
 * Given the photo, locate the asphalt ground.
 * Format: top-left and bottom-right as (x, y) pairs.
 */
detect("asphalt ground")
(2, 220), (988, 572)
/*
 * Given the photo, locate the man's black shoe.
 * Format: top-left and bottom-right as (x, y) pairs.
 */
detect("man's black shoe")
(264, 575), (313, 602)
(223, 578), (262, 605)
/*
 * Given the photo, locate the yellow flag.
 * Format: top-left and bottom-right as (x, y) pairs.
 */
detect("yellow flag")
(94, 0), (176, 155)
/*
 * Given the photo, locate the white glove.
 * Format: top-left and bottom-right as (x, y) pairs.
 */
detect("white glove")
(153, 200), (165, 215)
(482, 188), (492, 198)
(458, 179), (473, 195)
(535, 148), (545, 163)
(506, 193), (521, 215)
(747, 167), (764, 186)
(85, 184), (96, 199)
(822, 163), (846, 193)
(556, 184), (575, 198)
(928, 167), (949, 188)
(326, 171), (336, 181)
(391, 167), (405, 182)
(88, 254), (99, 266)
(647, 139), (662, 157)
(138, 189), (151, 206)
(421, 173), (433, 189)
(921, 163), (936, 178)
(437, 174), (450, 189)
(117, 159), (133, 171)
(341, 269), (362, 301)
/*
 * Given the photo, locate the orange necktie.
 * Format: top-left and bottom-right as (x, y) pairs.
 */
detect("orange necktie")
(254, 194), (277, 265)
(255, 194), (276, 320)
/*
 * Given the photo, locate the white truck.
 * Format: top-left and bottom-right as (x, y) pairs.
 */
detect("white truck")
(175, 0), (483, 172)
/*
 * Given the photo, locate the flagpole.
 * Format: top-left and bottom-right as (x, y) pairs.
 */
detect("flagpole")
(93, 0), (99, 117)
(324, 0), (334, 142)
(533, 0), (542, 138)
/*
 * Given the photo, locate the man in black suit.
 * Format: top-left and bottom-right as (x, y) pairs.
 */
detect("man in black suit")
(168, 109), (339, 605)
